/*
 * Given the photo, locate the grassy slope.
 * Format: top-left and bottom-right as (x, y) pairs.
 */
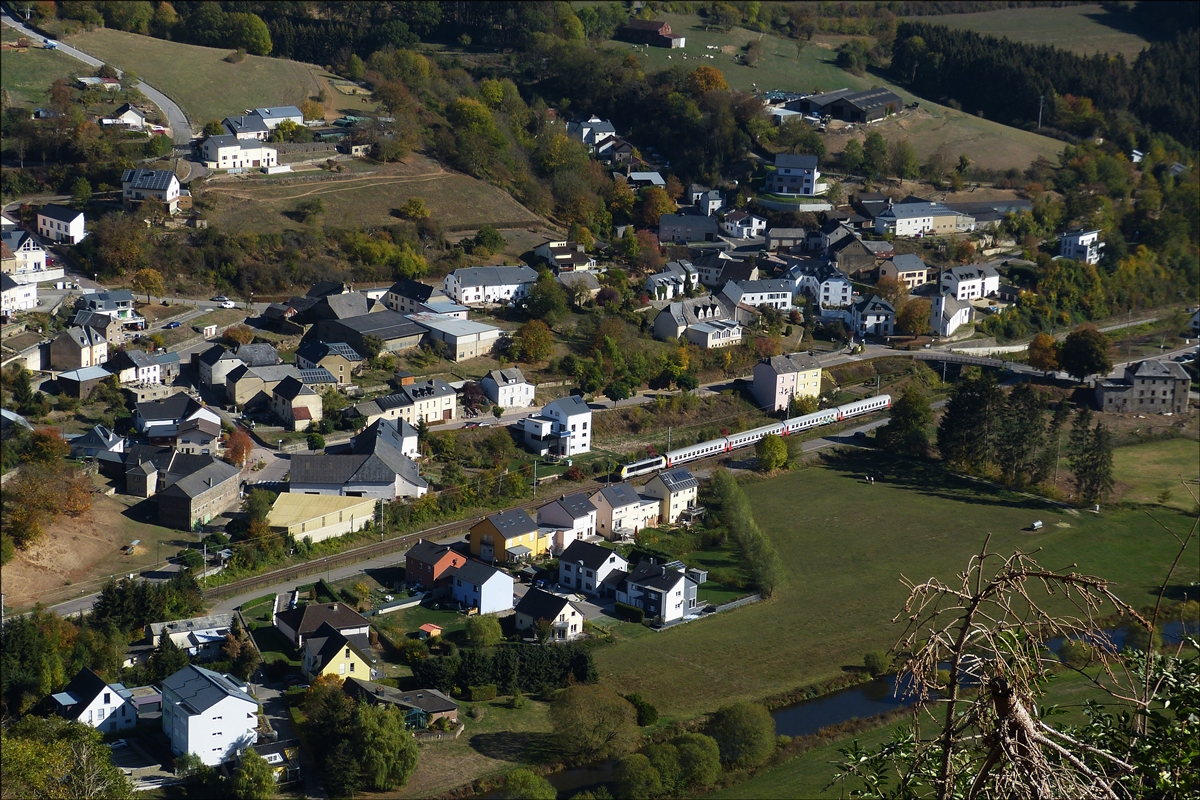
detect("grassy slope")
(602, 13), (1065, 171)
(591, 451), (1199, 720)
(920, 5), (1152, 60)
(1, 27), (87, 107)
(65, 28), (319, 126)
(1112, 438), (1200, 511)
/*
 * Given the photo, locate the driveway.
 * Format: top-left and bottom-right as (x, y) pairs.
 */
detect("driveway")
(0, 10), (193, 142)
(254, 679), (327, 799)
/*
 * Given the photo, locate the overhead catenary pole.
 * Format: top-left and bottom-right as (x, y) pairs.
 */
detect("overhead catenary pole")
(1037, 94), (1044, 129)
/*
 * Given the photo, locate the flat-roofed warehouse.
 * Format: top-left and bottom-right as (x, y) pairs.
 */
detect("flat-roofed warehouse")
(267, 494), (377, 544)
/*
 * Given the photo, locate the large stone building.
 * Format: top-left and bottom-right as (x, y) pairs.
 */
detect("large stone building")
(1095, 360), (1190, 414)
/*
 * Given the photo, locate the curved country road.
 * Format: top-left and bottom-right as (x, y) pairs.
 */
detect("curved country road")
(1, 9), (193, 143)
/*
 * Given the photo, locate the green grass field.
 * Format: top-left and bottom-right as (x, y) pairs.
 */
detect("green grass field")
(1113, 438), (1200, 511)
(601, 13), (1064, 171)
(1, 27), (87, 107)
(921, 5), (1152, 60)
(65, 28), (320, 127)
(203, 156), (542, 233)
(591, 452), (1199, 720)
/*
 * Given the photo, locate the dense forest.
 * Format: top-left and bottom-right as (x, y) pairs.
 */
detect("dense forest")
(890, 2), (1200, 148)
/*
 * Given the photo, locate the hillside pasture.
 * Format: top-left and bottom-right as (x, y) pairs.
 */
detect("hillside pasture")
(202, 155), (542, 233)
(1112, 438), (1200, 512)
(921, 5), (1153, 60)
(590, 452), (1198, 720)
(1, 26), (87, 107)
(603, 13), (1064, 171)
(65, 27), (320, 127)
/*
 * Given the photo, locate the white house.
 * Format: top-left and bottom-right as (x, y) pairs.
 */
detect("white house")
(481, 367), (536, 409)
(252, 106), (304, 128)
(408, 313), (502, 362)
(451, 561), (514, 615)
(122, 168), (182, 214)
(720, 210), (767, 239)
(764, 153), (825, 196)
(613, 561), (700, 624)
(1059, 229), (1104, 265)
(349, 378), (457, 428)
(1, 273), (37, 314)
(199, 135), (278, 170)
(442, 266), (540, 306)
(537, 492), (598, 553)
(1, 228), (55, 284)
(786, 261), (853, 311)
(105, 348), (162, 385)
(850, 295), (895, 337)
(688, 185), (724, 215)
(384, 279), (467, 317)
(753, 353), (822, 411)
(514, 588), (585, 640)
(558, 539), (627, 596)
(290, 419), (427, 499)
(941, 264), (1000, 301)
(37, 204), (86, 244)
(51, 667), (137, 734)
(590, 482), (660, 540)
(721, 279), (795, 311)
(873, 199), (974, 237)
(522, 394), (591, 457)
(644, 260), (699, 300)
(566, 115), (617, 153)
(222, 114), (270, 140)
(161, 665), (258, 766)
(107, 102), (146, 130)
(930, 290), (972, 337)
(134, 394), (221, 436)
(534, 240), (596, 272)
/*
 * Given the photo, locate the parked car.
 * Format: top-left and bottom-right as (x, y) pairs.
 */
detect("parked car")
(106, 739), (128, 750)
(211, 295), (229, 302)
(219, 300), (236, 309)
(165, 321), (182, 329)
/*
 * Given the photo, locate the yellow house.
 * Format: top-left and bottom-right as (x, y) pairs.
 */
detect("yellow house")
(641, 468), (700, 524)
(301, 622), (372, 681)
(469, 508), (547, 564)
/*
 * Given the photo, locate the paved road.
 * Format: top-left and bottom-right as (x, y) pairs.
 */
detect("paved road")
(0, 10), (193, 142)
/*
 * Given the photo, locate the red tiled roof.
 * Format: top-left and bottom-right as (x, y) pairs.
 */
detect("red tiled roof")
(293, 407), (312, 421)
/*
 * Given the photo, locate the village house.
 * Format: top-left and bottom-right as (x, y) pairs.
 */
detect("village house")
(850, 295), (896, 337)
(52, 667), (137, 733)
(786, 261), (854, 312)
(252, 106), (305, 128)
(641, 468), (700, 524)
(590, 482), (660, 540)
(1095, 359), (1190, 414)
(37, 204), (86, 244)
(274, 602), (371, 649)
(383, 279), (467, 318)
(121, 168), (181, 213)
(161, 665), (258, 766)
(753, 352), (822, 411)
(225, 364), (302, 410)
(537, 492), (599, 553)
(470, 508), (544, 564)
(450, 560), (515, 614)
(104, 102), (146, 129)
(102, 444), (215, 498)
(521, 394), (591, 457)
(404, 539), (464, 590)
(290, 419), (427, 499)
(271, 375), (323, 430)
(534, 239), (597, 272)
(617, 18), (685, 47)
(692, 251), (757, 288)
(175, 418), (222, 455)
(930, 290), (973, 337)
(349, 378), (457, 427)
(75, 289), (143, 330)
(597, 137), (635, 165)
(942, 264), (1000, 301)
(198, 135), (278, 171)
(687, 185), (725, 215)
(301, 622), (372, 682)
(441, 266), (540, 306)
(514, 588), (584, 641)
(69, 424), (124, 459)
(222, 114), (270, 140)
(70, 309), (126, 346)
(558, 270), (603, 302)
(104, 348), (161, 384)
(611, 561), (700, 624)
(0, 272), (37, 314)
(2, 227), (56, 283)
(50, 325), (108, 370)
(315, 311), (426, 355)
(146, 614), (234, 662)
(1059, 229), (1105, 265)
(565, 115), (617, 153)
(558, 540), (628, 596)
(720, 210), (768, 239)
(653, 294), (740, 346)
(764, 153), (825, 196)
(874, 197), (975, 237)
(134, 393), (221, 436)
(830, 237), (876, 277)
(409, 313), (502, 362)
(877, 253), (931, 289)
(721, 279), (795, 311)
(156, 459), (241, 529)
(294, 341), (362, 385)
(481, 367), (536, 409)
(657, 212), (719, 244)
(343, 678), (458, 729)
(644, 260), (699, 300)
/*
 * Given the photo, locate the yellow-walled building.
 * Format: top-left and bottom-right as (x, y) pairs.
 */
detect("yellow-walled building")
(469, 508), (547, 564)
(301, 622), (372, 681)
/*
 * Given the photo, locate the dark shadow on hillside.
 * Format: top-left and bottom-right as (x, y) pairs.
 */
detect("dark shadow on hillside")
(1081, 9), (1162, 45)
(469, 731), (559, 764)
(364, 566), (405, 590)
(1151, 584), (1200, 603)
(818, 450), (1056, 511)
(121, 497), (162, 525)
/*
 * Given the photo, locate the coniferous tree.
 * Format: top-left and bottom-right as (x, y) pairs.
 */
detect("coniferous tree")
(994, 383), (1047, 486)
(1071, 420), (1116, 505)
(1033, 402), (1072, 487)
(936, 374), (1003, 471)
(878, 386), (933, 458)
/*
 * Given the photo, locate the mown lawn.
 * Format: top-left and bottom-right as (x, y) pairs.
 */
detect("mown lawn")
(591, 452), (1199, 720)
(1, 28), (86, 108)
(921, 4), (1152, 60)
(66, 27), (320, 126)
(1112, 438), (1200, 511)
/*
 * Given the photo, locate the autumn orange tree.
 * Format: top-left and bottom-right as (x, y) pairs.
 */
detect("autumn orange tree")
(223, 325), (255, 346)
(225, 427), (253, 467)
(1027, 331), (1060, 372)
(686, 65), (729, 95)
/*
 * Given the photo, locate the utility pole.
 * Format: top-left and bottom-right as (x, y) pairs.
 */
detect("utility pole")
(1037, 94), (1044, 129)
(667, 426), (672, 452)
(202, 543), (207, 586)
(532, 460), (537, 498)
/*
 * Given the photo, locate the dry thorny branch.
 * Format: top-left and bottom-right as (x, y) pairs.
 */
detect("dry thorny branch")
(876, 476), (1200, 800)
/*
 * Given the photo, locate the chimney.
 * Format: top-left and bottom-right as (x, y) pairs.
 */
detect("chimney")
(332, 603), (338, 611)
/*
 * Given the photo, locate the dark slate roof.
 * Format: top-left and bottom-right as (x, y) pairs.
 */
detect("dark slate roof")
(161, 665), (254, 714)
(448, 266), (538, 288)
(120, 444), (213, 477)
(70, 309), (120, 331)
(1128, 359), (1190, 380)
(485, 508), (537, 537)
(324, 310), (424, 340)
(199, 345), (238, 367)
(70, 424), (121, 453)
(121, 168), (176, 191)
(273, 375), (313, 401)
(318, 292), (368, 320)
(57, 667), (111, 710)
(655, 467), (698, 493)
(387, 279), (440, 302)
(627, 561), (688, 592)
(136, 393), (203, 422)
(560, 539), (620, 571)
(295, 340), (362, 363)
(597, 482), (642, 509)
(406, 539), (452, 566)
(484, 367), (528, 386)
(157, 460), (240, 499)
(343, 677), (457, 714)
(453, 559), (504, 588)
(235, 343), (278, 368)
(545, 394), (589, 417)
(38, 203), (83, 224)
(775, 153), (818, 170)
(891, 253), (927, 272)
(299, 367), (337, 385)
(304, 622), (371, 670)
(106, 348), (157, 371)
(274, 602), (369, 639)
(548, 492), (596, 519)
(853, 295), (895, 315)
(515, 587), (573, 621)
(223, 114), (269, 135)
(114, 103), (144, 117)
(306, 280), (348, 298)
